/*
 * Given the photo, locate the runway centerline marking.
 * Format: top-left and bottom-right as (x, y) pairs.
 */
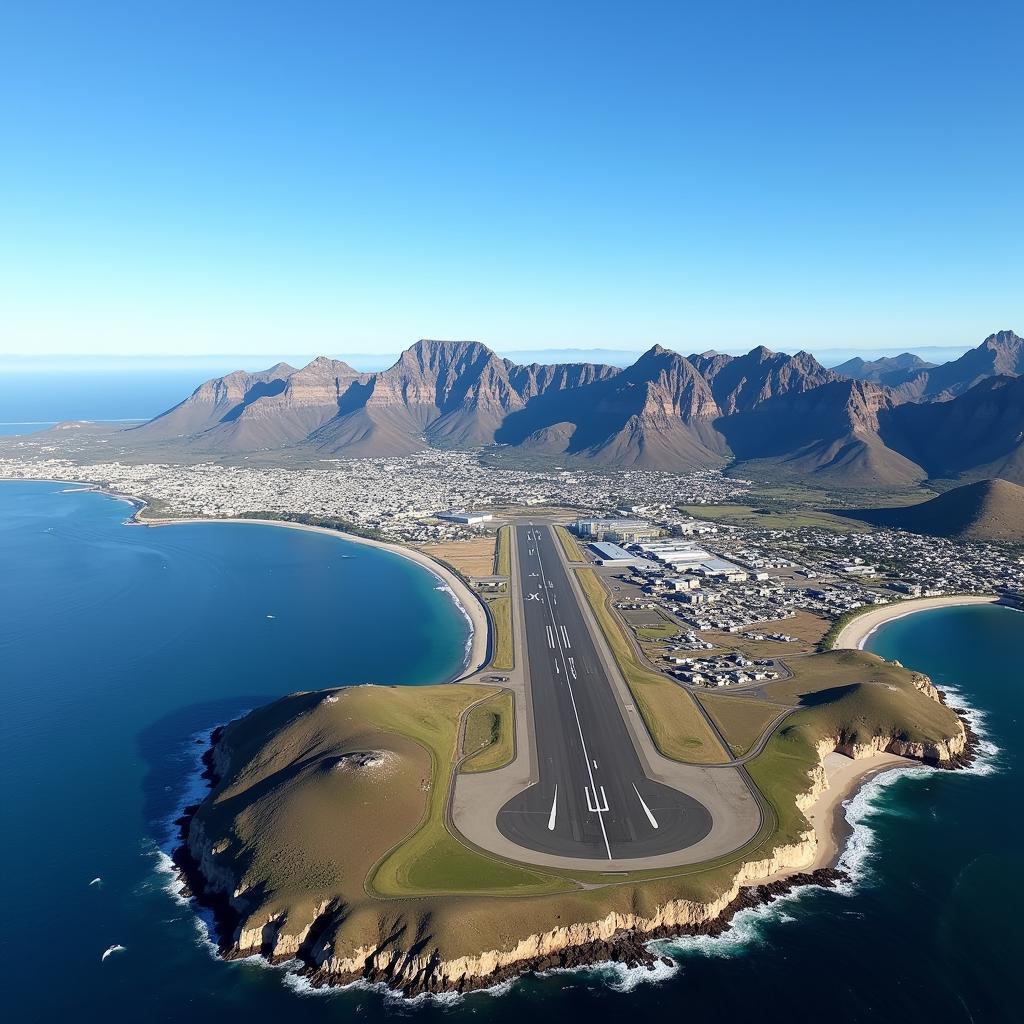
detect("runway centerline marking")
(530, 526), (613, 860)
(632, 784), (660, 829)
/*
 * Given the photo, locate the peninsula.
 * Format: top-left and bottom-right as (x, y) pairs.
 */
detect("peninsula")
(173, 517), (977, 995)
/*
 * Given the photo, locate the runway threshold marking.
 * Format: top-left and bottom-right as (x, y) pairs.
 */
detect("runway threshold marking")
(530, 526), (613, 860)
(632, 784), (660, 829)
(547, 786), (558, 831)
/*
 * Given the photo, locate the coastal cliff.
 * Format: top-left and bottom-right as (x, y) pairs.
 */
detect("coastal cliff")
(173, 668), (974, 996)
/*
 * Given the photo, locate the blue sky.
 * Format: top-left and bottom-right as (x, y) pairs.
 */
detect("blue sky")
(1, 1), (1020, 365)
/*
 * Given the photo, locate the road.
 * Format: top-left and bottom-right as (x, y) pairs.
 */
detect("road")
(496, 524), (714, 861)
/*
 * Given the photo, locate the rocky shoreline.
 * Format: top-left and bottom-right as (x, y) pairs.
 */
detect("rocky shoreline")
(170, 692), (980, 999)
(300, 867), (849, 996)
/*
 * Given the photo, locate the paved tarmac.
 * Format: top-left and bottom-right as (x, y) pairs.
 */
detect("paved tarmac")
(495, 524), (713, 860)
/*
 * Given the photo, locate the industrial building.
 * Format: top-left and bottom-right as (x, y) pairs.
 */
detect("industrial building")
(636, 539), (711, 564)
(588, 541), (645, 566)
(572, 517), (660, 543)
(435, 509), (494, 524)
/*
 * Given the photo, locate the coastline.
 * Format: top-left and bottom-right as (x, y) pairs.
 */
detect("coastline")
(0, 478), (490, 681)
(4, 477), (992, 996)
(800, 751), (910, 874)
(136, 514), (491, 680)
(832, 594), (999, 651)
(167, 703), (975, 997)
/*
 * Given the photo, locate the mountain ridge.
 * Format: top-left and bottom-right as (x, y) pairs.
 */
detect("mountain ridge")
(128, 331), (1023, 486)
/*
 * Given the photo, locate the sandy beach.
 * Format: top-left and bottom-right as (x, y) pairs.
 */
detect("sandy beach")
(758, 750), (912, 885)
(135, 512), (492, 680)
(832, 594), (999, 651)
(804, 751), (910, 869)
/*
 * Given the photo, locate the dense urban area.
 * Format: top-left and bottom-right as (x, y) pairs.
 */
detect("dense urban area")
(2, 443), (1022, 691)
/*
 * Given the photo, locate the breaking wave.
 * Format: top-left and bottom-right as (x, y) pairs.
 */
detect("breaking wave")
(433, 579), (475, 671)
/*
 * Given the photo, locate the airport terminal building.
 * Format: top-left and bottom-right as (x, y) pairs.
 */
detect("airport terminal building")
(572, 517), (660, 543)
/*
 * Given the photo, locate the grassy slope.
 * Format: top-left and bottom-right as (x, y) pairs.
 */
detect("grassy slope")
(194, 647), (967, 963)
(488, 596), (514, 670)
(495, 525), (511, 577)
(635, 614), (679, 640)
(554, 524), (586, 561)
(367, 686), (564, 896)
(835, 478), (1024, 542)
(760, 648), (961, 747)
(575, 567), (728, 764)
(697, 693), (787, 756)
(678, 503), (869, 532)
(200, 686), (566, 916)
(461, 689), (515, 772)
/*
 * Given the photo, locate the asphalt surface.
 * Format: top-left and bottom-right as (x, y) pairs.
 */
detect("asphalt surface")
(496, 524), (713, 861)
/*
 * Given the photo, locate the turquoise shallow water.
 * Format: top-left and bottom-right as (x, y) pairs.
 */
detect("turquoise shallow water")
(2, 481), (1022, 1022)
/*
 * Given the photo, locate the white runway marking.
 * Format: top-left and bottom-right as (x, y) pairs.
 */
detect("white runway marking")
(547, 787), (558, 830)
(560, 625), (571, 648)
(632, 784), (660, 829)
(527, 525), (612, 859)
(546, 624), (555, 648)
(568, 656), (577, 679)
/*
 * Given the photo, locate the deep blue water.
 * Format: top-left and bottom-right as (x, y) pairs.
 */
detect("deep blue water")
(2, 483), (1021, 1022)
(0, 372), (209, 426)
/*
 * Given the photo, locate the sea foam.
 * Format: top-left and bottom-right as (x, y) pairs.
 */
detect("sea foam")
(433, 579), (475, 670)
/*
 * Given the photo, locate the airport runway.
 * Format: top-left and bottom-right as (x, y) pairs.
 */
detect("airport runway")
(496, 524), (713, 861)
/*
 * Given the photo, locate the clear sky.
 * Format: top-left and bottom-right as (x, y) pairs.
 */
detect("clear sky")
(1, 0), (1020, 363)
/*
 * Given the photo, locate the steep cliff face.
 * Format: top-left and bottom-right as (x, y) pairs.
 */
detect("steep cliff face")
(125, 332), (1020, 478)
(889, 329), (1024, 401)
(175, 674), (973, 996)
(691, 345), (839, 415)
(503, 346), (730, 470)
(128, 362), (296, 442)
(719, 378), (927, 487)
(879, 374), (1024, 484)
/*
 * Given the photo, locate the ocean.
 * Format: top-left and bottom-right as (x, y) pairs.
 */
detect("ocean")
(0, 372), (210, 432)
(1, 482), (1021, 1022)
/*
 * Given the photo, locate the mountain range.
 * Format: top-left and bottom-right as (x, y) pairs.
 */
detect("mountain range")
(129, 330), (1024, 487)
